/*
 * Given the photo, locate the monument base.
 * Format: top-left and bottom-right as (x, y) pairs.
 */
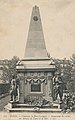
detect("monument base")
(4, 101), (62, 112)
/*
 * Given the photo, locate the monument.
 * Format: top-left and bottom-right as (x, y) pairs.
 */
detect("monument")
(5, 6), (61, 112)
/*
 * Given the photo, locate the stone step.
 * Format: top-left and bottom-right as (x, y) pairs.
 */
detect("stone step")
(8, 102), (60, 109)
(12, 104), (59, 108)
(4, 102), (61, 112)
(5, 105), (62, 112)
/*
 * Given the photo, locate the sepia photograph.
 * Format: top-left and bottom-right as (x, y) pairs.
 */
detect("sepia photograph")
(0, 0), (75, 119)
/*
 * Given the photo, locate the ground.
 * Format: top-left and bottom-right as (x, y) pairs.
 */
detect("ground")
(0, 95), (10, 111)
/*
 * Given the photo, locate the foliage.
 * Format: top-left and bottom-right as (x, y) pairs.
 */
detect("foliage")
(0, 56), (19, 83)
(53, 55), (75, 92)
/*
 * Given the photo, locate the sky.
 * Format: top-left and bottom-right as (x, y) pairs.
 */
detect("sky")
(0, 0), (75, 59)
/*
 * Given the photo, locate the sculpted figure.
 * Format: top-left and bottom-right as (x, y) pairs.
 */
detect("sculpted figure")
(53, 73), (63, 101)
(10, 76), (17, 102)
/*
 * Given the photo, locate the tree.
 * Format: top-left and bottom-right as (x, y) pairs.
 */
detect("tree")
(8, 56), (19, 82)
(1, 56), (19, 83)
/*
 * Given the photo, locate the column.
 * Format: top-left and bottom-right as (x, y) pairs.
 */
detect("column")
(19, 76), (25, 103)
(46, 72), (53, 102)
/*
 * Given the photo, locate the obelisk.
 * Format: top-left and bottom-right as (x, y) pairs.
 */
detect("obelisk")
(25, 5), (48, 59)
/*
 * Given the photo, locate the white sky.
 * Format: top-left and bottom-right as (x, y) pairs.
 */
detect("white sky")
(0, 0), (75, 59)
